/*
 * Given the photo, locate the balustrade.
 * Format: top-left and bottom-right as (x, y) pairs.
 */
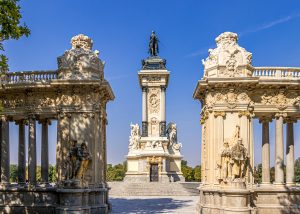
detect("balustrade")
(253, 67), (300, 78)
(6, 70), (57, 83)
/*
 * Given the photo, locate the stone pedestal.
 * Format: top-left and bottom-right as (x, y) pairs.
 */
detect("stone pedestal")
(56, 188), (108, 214)
(198, 182), (251, 214)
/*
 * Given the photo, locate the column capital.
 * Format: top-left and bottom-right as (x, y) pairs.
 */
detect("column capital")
(284, 117), (297, 124)
(38, 118), (51, 126)
(0, 115), (6, 122)
(160, 86), (166, 91)
(213, 111), (226, 118)
(259, 116), (272, 124)
(142, 86), (148, 92)
(238, 110), (253, 118)
(275, 112), (287, 119)
(15, 119), (27, 126)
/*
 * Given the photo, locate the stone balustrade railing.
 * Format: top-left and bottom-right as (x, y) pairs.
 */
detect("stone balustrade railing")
(5, 70), (58, 83)
(253, 67), (300, 78)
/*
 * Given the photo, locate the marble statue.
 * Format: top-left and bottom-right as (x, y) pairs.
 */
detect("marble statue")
(231, 138), (248, 180)
(129, 123), (140, 151)
(167, 123), (182, 151)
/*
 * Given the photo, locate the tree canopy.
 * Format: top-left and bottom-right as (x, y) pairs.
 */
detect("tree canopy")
(0, 0), (30, 73)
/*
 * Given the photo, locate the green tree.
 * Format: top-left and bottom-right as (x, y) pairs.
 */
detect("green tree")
(181, 160), (194, 181)
(49, 165), (57, 183)
(0, 0), (30, 73)
(9, 164), (18, 182)
(294, 157), (300, 182)
(106, 163), (126, 181)
(194, 165), (201, 182)
(254, 164), (262, 184)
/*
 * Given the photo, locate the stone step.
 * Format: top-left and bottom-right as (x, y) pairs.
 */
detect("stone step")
(108, 182), (200, 196)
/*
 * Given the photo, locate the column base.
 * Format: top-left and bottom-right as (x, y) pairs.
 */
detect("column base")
(273, 182), (285, 187)
(286, 182), (296, 186)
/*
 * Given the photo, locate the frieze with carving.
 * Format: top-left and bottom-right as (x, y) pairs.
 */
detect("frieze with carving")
(204, 91), (251, 109)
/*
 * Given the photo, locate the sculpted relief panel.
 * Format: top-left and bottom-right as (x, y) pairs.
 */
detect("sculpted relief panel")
(148, 88), (160, 114)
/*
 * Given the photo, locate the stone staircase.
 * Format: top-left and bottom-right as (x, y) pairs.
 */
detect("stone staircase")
(108, 182), (200, 196)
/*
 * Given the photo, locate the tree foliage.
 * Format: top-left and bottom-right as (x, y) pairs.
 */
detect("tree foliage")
(181, 160), (201, 182)
(106, 162), (127, 181)
(294, 157), (300, 182)
(0, 0), (30, 73)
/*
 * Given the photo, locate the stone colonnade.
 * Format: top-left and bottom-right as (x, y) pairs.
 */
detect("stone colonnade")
(260, 114), (295, 185)
(0, 116), (52, 186)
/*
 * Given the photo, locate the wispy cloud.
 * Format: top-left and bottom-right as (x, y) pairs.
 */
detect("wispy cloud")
(186, 12), (300, 58)
(239, 12), (300, 36)
(185, 46), (212, 58)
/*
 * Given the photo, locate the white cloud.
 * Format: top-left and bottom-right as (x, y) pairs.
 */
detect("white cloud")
(239, 12), (300, 36)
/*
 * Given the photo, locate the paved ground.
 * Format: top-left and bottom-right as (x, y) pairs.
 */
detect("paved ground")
(110, 196), (198, 214)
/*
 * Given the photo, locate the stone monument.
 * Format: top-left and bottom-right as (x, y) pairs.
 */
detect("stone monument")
(0, 34), (114, 213)
(194, 32), (300, 213)
(124, 32), (184, 183)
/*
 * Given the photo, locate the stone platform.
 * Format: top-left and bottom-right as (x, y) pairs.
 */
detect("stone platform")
(108, 182), (200, 196)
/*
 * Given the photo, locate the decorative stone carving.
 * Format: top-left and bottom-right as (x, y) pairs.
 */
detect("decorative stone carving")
(261, 91), (296, 110)
(128, 123), (140, 151)
(166, 123), (182, 151)
(148, 88), (160, 113)
(57, 34), (104, 80)
(71, 34), (93, 51)
(217, 126), (249, 183)
(63, 141), (91, 188)
(205, 91), (251, 109)
(202, 32), (253, 78)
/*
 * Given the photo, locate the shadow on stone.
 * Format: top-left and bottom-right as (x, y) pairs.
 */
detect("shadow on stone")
(110, 197), (193, 214)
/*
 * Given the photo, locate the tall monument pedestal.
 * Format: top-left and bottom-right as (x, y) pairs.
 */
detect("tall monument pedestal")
(125, 32), (184, 183)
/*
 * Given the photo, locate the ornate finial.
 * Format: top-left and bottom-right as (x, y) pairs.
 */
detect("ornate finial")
(71, 34), (93, 51)
(148, 31), (159, 57)
(215, 32), (238, 46)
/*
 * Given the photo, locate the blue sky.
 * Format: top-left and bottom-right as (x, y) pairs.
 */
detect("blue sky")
(4, 0), (300, 167)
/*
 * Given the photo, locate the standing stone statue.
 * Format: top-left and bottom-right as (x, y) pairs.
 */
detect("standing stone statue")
(128, 123), (140, 151)
(149, 31), (159, 57)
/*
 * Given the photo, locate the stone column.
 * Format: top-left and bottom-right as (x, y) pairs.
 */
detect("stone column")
(28, 115), (37, 185)
(17, 120), (26, 184)
(214, 111), (225, 184)
(40, 119), (50, 184)
(142, 87), (148, 137)
(238, 110), (252, 183)
(160, 86), (166, 137)
(259, 117), (271, 184)
(274, 113), (286, 185)
(0, 116), (10, 185)
(286, 118), (295, 186)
